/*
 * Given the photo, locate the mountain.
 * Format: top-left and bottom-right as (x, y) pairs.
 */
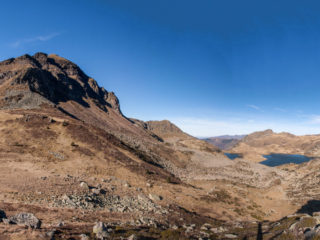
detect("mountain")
(204, 134), (246, 150)
(0, 53), (318, 239)
(230, 129), (320, 162)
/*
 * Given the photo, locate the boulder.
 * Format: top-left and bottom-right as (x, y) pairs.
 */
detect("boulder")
(79, 234), (89, 240)
(96, 231), (110, 239)
(45, 230), (56, 240)
(224, 233), (238, 239)
(128, 234), (138, 240)
(304, 229), (317, 240)
(148, 193), (162, 201)
(0, 210), (6, 221)
(93, 222), (107, 234)
(8, 213), (41, 229)
(80, 181), (89, 190)
(313, 212), (320, 217)
(91, 188), (101, 195)
(93, 222), (110, 239)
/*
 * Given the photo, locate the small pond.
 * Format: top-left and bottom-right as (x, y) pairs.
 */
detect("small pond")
(260, 154), (313, 167)
(224, 153), (241, 160)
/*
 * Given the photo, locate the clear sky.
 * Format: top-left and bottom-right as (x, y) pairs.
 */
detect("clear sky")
(1, 0), (320, 137)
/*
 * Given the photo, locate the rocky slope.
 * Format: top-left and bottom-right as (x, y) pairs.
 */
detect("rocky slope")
(0, 53), (318, 239)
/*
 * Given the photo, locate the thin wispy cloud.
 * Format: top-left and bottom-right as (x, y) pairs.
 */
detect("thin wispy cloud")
(10, 32), (61, 48)
(247, 104), (261, 111)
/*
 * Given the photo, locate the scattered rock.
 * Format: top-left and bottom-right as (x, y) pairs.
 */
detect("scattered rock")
(52, 193), (166, 214)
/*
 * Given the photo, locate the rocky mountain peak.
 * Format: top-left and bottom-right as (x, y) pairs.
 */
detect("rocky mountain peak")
(0, 52), (121, 114)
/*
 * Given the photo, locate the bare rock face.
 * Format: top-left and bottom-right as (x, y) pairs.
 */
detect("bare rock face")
(0, 52), (122, 114)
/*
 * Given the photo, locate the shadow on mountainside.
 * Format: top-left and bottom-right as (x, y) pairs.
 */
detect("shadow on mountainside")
(296, 200), (320, 215)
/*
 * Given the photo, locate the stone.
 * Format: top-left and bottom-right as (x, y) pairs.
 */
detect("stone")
(45, 230), (56, 240)
(224, 233), (238, 239)
(96, 230), (110, 240)
(91, 188), (101, 195)
(8, 213), (41, 229)
(201, 223), (212, 231)
(80, 181), (89, 190)
(56, 221), (64, 227)
(93, 221), (108, 234)
(128, 234), (138, 240)
(149, 193), (162, 201)
(79, 234), (89, 240)
(304, 229), (316, 240)
(289, 222), (298, 231)
(0, 210), (6, 221)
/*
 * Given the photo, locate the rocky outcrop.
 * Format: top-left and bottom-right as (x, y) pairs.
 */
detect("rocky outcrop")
(0, 52), (122, 114)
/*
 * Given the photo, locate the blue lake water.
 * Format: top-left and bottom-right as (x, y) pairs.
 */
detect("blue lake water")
(260, 154), (313, 167)
(224, 153), (241, 160)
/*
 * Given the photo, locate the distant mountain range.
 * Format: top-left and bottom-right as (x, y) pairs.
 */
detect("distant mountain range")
(203, 134), (246, 150)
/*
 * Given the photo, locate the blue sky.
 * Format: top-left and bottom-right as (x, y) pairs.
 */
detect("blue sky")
(2, 0), (320, 137)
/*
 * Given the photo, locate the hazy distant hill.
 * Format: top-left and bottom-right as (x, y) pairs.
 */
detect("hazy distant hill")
(203, 135), (246, 150)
